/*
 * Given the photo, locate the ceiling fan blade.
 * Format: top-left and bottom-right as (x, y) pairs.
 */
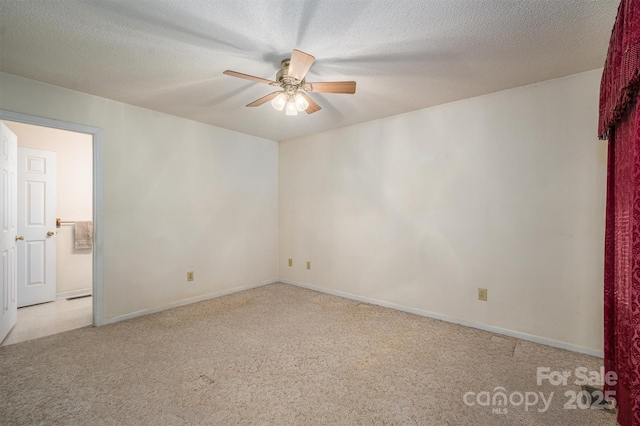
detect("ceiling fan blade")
(288, 49), (315, 81)
(308, 81), (356, 94)
(300, 92), (321, 114)
(246, 91), (282, 107)
(223, 70), (276, 85)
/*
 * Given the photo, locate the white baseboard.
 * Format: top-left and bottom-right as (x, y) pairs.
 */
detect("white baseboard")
(102, 278), (278, 326)
(57, 288), (92, 300)
(279, 279), (604, 358)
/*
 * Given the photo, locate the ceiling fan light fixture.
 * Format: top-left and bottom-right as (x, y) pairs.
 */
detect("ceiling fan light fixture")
(294, 92), (309, 111)
(285, 100), (298, 116)
(224, 49), (356, 116)
(271, 92), (287, 111)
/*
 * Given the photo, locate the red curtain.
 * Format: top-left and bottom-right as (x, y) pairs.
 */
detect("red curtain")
(600, 1), (640, 425)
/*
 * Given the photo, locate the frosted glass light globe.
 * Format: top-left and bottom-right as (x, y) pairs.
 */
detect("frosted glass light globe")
(285, 100), (298, 116)
(294, 92), (309, 111)
(271, 93), (287, 111)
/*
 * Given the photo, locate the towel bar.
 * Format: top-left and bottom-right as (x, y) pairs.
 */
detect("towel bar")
(56, 218), (80, 228)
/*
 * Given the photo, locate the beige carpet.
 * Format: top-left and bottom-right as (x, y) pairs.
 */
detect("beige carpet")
(0, 283), (617, 425)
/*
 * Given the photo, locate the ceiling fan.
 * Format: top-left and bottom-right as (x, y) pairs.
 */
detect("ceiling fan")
(223, 49), (356, 116)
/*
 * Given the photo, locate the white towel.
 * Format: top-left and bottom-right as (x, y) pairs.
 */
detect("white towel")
(74, 221), (93, 250)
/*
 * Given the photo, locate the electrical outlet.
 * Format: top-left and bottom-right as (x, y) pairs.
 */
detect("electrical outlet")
(478, 288), (487, 301)
(306, 261), (311, 270)
(187, 271), (194, 282)
(288, 258), (293, 267)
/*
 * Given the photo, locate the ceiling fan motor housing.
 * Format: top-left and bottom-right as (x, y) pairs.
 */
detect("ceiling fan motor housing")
(277, 58), (306, 94)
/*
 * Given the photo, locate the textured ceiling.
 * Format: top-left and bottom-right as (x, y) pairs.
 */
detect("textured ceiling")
(0, 0), (619, 141)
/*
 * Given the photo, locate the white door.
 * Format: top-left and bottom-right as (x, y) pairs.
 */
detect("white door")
(17, 147), (56, 307)
(0, 123), (18, 343)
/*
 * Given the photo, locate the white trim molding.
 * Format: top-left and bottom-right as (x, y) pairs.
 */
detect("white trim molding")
(102, 278), (279, 325)
(279, 279), (604, 358)
(0, 110), (104, 327)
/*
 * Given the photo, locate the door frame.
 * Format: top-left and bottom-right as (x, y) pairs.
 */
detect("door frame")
(0, 110), (104, 326)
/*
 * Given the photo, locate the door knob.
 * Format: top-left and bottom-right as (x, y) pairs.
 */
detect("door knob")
(47, 231), (55, 236)
(15, 236), (24, 241)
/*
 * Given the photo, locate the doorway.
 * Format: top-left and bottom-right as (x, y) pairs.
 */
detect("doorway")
(0, 110), (103, 345)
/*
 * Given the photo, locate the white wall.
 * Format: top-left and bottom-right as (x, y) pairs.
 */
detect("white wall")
(4, 121), (94, 298)
(279, 69), (607, 353)
(0, 72), (279, 321)
(1, 69), (606, 354)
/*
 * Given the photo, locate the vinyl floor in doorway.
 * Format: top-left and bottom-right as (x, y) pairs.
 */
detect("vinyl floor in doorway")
(0, 295), (92, 347)
(0, 284), (616, 425)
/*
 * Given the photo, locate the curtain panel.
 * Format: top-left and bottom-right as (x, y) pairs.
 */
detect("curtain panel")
(600, 1), (640, 425)
(604, 98), (640, 426)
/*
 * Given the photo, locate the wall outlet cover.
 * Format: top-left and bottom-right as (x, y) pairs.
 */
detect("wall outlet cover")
(478, 288), (487, 301)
